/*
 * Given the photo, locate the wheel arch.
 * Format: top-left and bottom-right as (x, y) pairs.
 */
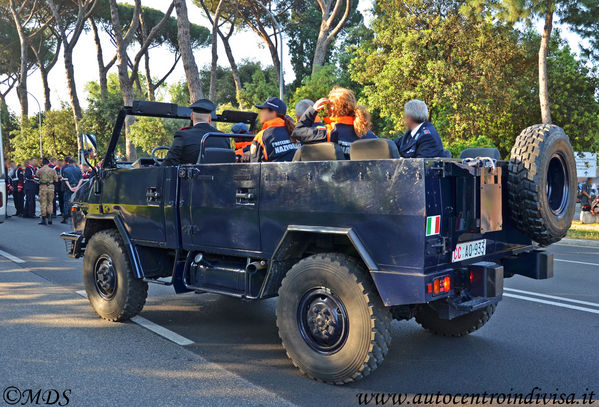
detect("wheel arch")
(259, 226), (380, 299)
(84, 214), (145, 279)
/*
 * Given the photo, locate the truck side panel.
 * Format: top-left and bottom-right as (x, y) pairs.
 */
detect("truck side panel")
(259, 159), (427, 271)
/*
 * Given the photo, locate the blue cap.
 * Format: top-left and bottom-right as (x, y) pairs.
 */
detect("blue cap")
(231, 122), (249, 134)
(255, 97), (287, 115)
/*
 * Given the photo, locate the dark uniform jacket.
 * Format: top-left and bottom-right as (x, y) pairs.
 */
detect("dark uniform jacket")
(395, 122), (444, 158)
(250, 118), (298, 162)
(291, 106), (377, 159)
(24, 165), (37, 191)
(162, 122), (231, 167)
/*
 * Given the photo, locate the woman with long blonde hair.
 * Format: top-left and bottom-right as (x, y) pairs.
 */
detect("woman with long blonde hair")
(292, 87), (376, 158)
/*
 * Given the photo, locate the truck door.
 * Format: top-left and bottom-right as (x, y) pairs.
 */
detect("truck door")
(101, 166), (167, 244)
(179, 163), (261, 253)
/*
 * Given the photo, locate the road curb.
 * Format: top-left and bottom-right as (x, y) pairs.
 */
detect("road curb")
(555, 238), (599, 248)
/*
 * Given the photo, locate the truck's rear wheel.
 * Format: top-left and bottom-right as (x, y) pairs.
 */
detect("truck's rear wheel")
(276, 253), (391, 384)
(415, 303), (497, 337)
(508, 124), (577, 245)
(83, 229), (147, 322)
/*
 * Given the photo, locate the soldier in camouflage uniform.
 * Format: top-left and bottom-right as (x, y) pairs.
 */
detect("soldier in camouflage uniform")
(36, 158), (59, 225)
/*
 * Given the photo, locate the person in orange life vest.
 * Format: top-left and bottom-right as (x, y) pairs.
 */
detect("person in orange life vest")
(248, 97), (298, 163)
(232, 122), (252, 158)
(291, 87), (376, 158)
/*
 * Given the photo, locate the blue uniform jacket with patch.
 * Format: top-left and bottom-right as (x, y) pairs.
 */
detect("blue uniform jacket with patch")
(395, 122), (444, 158)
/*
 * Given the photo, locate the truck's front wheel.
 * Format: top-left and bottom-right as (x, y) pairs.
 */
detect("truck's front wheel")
(415, 303), (497, 337)
(83, 229), (148, 322)
(276, 253), (391, 384)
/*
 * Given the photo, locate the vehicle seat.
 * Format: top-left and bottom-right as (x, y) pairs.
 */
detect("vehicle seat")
(441, 149), (452, 158)
(349, 139), (400, 160)
(198, 148), (236, 164)
(293, 142), (345, 161)
(459, 147), (500, 160)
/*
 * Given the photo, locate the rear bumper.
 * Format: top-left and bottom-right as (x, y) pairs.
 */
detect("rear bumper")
(371, 248), (552, 307)
(61, 231), (84, 258)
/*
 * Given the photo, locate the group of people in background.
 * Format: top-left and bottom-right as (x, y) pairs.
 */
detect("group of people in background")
(4, 156), (90, 225)
(162, 86), (444, 167)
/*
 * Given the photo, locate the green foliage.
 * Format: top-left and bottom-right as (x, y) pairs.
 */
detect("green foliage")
(1, 102), (18, 159)
(128, 117), (179, 155)
(39, 105), (78, 159)
(79, 74), (124, 155)
(288, 65), (340, 119)
(350, 0), (599, 157)
(9, 117), (42, 163)
(237, 66), (279, 108)
(560, 0), (599, 61)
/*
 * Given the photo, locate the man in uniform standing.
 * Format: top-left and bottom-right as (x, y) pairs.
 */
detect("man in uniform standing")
(162, 99), (230, 167)
(23, 158), (38, 218)
(11, 162), (24, 216)
(36, 158), (59, 225)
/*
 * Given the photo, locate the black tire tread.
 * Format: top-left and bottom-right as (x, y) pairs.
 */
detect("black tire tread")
(508, 124), (572, 245)
(276, 253), (392, 385)
(87, 229), (148, 322)
(415, 303), (497, 337)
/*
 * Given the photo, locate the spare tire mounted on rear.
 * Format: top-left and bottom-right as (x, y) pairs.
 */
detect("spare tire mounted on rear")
(508, 124), (577, 246)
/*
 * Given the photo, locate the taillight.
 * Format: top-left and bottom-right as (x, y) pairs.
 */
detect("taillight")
(430, 275), (451, 296)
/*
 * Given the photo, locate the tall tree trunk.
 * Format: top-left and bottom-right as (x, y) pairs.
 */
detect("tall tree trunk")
(109, 0), (174, 160)
(174, 0), (204, 103)
(312, 0), (352, 74)
(219, 32), (242, 107)
(539, 9), (553, 125)
(209, 0), (224, 103)
(31, 37), (62, 111)
(8, 0), (29, 122)
(89, 17), (114, 99)
(64, 47), (82, 152)
(144, 51), (155, 101)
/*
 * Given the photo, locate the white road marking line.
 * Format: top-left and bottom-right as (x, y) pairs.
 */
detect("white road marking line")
(130, 316), (195, 346)
(75, 289), (194, 346)
(0, 249), (25, 264)
(504, 287), (599, 308)
(555, 258), (599, 267)
(503, 293), (599, 315)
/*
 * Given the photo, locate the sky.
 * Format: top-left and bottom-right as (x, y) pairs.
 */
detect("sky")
(2, 0), (587, 115)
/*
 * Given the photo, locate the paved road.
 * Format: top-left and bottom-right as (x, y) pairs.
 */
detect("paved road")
(1, 206), (598, 406)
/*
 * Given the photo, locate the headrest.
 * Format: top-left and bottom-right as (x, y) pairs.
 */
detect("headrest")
(442, 149), (452, 158)
(459, 148), (500, 161)
(198, 148), (236, 164)
(350, 139), (400, 160)
(292, 143), (345, 161)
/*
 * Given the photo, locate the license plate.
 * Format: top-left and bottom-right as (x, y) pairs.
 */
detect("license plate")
(452, 239), (486, 263)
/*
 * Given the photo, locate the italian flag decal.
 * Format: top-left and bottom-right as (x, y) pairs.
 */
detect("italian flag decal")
(426, 215), (441, 236)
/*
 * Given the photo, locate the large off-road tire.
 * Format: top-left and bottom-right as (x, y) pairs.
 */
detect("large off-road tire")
(415, 303), (497, 337)
(276, 253), (392, 385)
(83, 229), (148, 322)
(508, 124), (577, 246)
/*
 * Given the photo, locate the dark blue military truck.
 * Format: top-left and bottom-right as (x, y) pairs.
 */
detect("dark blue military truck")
(62, 101), (576, 384)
